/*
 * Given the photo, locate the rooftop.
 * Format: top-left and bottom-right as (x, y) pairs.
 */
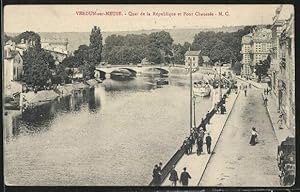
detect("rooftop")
(185, 50), (201, 56)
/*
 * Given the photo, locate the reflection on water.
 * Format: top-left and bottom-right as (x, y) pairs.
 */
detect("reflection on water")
(5, 74), (212, 185)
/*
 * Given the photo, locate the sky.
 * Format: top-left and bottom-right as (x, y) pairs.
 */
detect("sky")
(4, 4), (294, 33)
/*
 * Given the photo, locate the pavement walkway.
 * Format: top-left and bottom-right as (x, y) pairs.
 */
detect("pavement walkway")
(263, 93), (294, 144)
(200, 83), (280, 187)
(235, 75), (294, 144)
(161, 86), (240, 186)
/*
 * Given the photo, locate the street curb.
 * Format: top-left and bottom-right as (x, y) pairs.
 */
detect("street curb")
(262, 93), (281, 145)
(197, 90), (241, 186)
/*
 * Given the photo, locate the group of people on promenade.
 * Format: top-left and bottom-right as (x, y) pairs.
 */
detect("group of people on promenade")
(151, 86), (234, 187)
(169, 166), (192, 186)
(183, 125), (212, 156)
(152, 162), (163, 185)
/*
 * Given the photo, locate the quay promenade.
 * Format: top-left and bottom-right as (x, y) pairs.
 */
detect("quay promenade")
(157, 84), (240, 186)
(235, 76), (294, 144)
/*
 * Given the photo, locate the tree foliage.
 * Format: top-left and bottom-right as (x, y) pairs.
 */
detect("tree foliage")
(192, 26), (256, 65)
(232, 61), (242, 75)
(60, 26), (103, 80)
(89, 26), (103, 64)
(22, 48), (54, 86)
(14, 31), (41, 49)
(103, 31), (174, 65)
(255, 58), (271, 82)
(171, 42), (191, 65)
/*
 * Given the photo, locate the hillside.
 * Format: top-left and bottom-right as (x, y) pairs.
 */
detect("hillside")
(7, 26), (244, 52)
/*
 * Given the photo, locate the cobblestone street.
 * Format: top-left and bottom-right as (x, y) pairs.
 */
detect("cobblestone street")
(200, 85), (280, 187)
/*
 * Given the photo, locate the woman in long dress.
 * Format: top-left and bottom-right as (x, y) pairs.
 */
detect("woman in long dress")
(249, 127), (258, 145)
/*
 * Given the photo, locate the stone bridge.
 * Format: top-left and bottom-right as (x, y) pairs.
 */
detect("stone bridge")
(94, 65), (186, 79)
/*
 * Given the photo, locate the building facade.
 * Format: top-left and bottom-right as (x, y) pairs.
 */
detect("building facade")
(270, 5), (295, 130)
(184, 50), (201, 69)
(4, 42), (24, 96)
(241, 28), (272, 78)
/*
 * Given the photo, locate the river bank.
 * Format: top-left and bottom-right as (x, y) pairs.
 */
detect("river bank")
(22, 79), (99, 110)
(5, 77), (213, 185)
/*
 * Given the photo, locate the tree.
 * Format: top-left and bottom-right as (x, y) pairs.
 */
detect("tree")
(14, 31), (41, 49)
(61, 55), (81, 68)
(148, 31), (174, 64)
(89, 26), (103, 64)
(192, 26), (256, 65)
(53, 63), (69, 84)
(22, 48), (53, 87)
(198, 55), (204, 66)
(255, 59), (269, 82)
(145, 44), (161, 64)
(232, 61), (242, 75)
(103, 31), (173, 65)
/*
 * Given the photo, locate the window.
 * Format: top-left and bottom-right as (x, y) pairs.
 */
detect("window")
(193, 57), (195, 61)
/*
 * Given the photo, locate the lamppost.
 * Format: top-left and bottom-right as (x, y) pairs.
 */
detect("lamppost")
(189, 56), (193, 135)
(193, 95), (196, 128)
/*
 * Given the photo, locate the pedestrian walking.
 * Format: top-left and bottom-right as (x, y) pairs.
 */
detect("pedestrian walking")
(206, 111), (211, 124)
(197, 137), (203, 155)
(266, 88), (269, 95)
(180, 167), (191, 186)
(249, 127), (259, 146)
(157, 162), (163, 174)
(264, 96), (268, 106)
(244, 88), (247, 96)
(169, 165), (179, 186)
(205, 133), (212, 154)
(249, 83), (252, 88)
(264, 88), (267, 95)
(156, 162), (163, 184)
(278, 113), (284, 129)
(152, 164), (160, 186)
(183, 139), (189, 155)
(188, 136), (193, 154)
(199, 128), (205, 140)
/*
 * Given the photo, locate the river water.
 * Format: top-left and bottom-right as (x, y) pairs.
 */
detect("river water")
(5, 72), (213, 186)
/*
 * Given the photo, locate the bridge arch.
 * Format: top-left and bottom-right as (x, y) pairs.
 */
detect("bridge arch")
(119, 68), (137, 77)
(152, 67), (169, 75)
(94, 69), (107, 79)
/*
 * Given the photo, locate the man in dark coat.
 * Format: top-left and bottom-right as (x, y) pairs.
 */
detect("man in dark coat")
(152, 164), (160, 186)
(180, 167), (191, 186)
(197, 137), (203, 155)
(157, 162), (162, 183)
(206, 111), (211, 124)
(205, 133), (212, 154)
(183, 139), (189, 155)
(169, 165), (179, 186)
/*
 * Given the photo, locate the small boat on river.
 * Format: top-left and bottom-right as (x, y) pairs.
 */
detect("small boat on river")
(110, 69), (135, 81)
(193, 81), (211, 97)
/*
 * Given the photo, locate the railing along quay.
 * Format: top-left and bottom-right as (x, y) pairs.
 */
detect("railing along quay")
(149, 87), (233, 186)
